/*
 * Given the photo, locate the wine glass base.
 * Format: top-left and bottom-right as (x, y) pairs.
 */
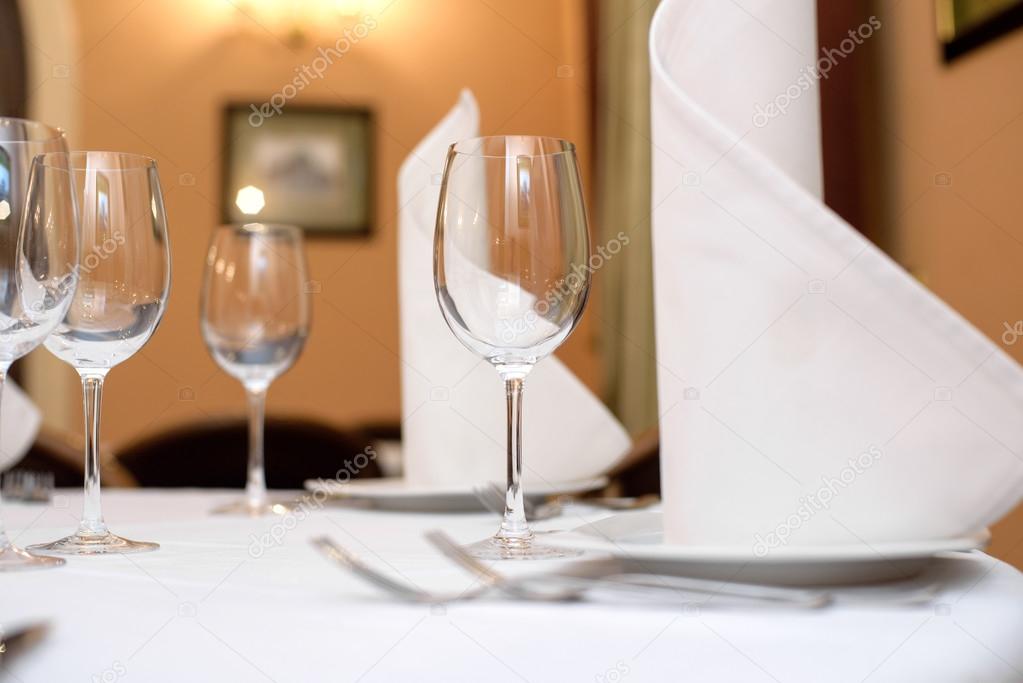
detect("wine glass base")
(210, 499), (294, 517)
(28, 532), (159, 556)
(0, 544), (65, 571)
(465, 535), (584, 561)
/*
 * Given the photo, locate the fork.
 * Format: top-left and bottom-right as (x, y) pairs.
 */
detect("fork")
(311, 534), (828, 608)
(471, 484), (559, 521)
(310, 535), (578, 603)
(424, 530), (831, 608)
(472, 483), (657, 522)
(423, 531), (942, 608)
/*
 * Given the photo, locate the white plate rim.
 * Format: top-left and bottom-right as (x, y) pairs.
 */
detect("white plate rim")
(303, 475), (608, 499)
(555, 511), (991, 564)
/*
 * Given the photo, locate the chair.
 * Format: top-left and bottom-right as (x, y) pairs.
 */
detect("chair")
(12, 427), (86, 486)
(12, 426), (139, 487)
(116, 417), (382, 489)
(603, 426), (660, 497)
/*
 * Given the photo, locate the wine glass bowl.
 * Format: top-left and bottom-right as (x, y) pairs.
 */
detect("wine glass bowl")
(201, 223), (310, 515)
(434, 135), (591, 559)
(29, 151), (170, 556)
(0, 120), (69, 253)
(42, 152), (170, 372)
(435, 136), (590, 367)
(0, 152), (79, 363)
(0, 119), (74, 571)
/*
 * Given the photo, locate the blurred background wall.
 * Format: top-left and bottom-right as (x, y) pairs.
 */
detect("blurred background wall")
(817, 0), (1023, 567)
(21, 0), (602, 447)
(865, 0), (1023, 569)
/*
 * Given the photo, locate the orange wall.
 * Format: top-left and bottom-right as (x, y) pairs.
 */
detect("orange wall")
(47, 0), (599, 447)
(873, 1), (1023, 567)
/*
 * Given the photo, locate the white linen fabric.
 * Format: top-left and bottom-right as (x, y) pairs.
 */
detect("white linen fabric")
(397, 90), (631, 488)
(650, 0), (1023, 546)
(0, 380), (41, 471)
(4, 490), (1023, 682)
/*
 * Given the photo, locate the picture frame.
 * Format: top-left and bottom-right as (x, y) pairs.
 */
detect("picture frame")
(937, 0), (1023, 60)
(221, 104), (373, 236)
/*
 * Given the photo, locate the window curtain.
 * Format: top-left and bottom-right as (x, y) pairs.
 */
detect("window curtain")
(594, 0), (660, 435)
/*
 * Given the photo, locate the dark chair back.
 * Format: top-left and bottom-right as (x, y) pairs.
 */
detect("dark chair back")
(117, 418), (381, 488)
(605, 426), (660, 497)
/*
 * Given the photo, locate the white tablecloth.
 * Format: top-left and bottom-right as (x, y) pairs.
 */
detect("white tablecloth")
(2, 490), (1022, 682)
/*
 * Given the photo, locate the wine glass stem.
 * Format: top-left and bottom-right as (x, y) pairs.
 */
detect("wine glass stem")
(80, 373), (108, 536)
(498, 377), (531, 543)
(245, 386), (268, 509)
(0, 369), (10, 550)
(0, 489), (9, 549)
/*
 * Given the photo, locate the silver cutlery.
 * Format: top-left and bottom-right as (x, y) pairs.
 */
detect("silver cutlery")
(424, 530), (830, 608)
(311, 535), (579, 603)
(0, 621), (49, 664)
(312, 531), (938, 609)
(471, 484), (557, 521)
(472, 482), (658, 522)
(1, 470), (54, 503)
(312, 534), (828, 608)
(426, 531), (941, 607)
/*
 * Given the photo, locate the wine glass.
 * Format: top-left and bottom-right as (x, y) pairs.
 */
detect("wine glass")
(29, 151), (171, 556)
(200, 223), (310, 516)
(434, 136), (591, 559)
(0, 119), (77, 571)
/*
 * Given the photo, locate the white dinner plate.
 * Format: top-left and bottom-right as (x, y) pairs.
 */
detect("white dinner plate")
(303, 476), (608, 513)
(553, 511), (990, 585)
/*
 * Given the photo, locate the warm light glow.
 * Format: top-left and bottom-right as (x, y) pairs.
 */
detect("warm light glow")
(235, 185), (265, 215)
(226, 0), (385, 46)
(0, 200), (10, 220)
(333, 0), (364, 15)
(234, 0), (368, 25)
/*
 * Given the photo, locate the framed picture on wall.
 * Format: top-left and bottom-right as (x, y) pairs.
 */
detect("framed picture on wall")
(221, 104), (373, 236)
(937, 0), (1023, 60)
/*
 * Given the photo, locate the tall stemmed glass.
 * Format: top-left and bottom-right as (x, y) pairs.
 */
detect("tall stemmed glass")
(434, 136), (591, 559)
(0, 120), (78, 571)
(201, 223), (310, 516)
(30, 152), (170, 556)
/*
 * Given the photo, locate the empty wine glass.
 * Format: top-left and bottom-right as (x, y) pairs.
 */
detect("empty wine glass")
(201, 223), (310, 516)
(434, 136), (591, 559)
(30, 152), (171, 556)
(0, 119), (77, 571)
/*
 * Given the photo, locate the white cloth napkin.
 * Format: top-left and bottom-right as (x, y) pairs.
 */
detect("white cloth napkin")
(397, 89), (631, 488)
(651, 0), (1023, 547)
(0, 380), (41, 472)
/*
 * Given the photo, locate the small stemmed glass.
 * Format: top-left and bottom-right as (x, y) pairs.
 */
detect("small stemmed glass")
(201, 223), (310, 516)
(0, 120), (78, 570)
(434, 136), (591, 559)
(30, 152), (171, 556)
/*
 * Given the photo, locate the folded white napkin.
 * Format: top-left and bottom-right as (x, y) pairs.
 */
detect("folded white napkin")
(651, 0), (1023, 547)
(398, 89), (631, 488)
(0, 380), (41, 472)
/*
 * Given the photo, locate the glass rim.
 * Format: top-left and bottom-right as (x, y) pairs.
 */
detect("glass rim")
(219, 222), (304, 238)
(449, 135), (576, 159)
(33, 150), (158, 171)
(0, 117), (65, 144)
